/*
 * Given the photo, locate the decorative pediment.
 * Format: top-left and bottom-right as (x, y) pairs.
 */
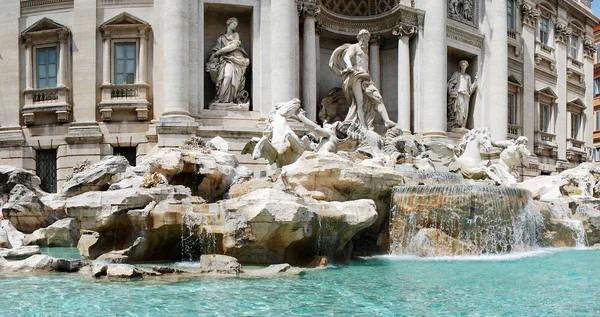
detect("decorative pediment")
(535, 87), (558, 101)
(508, 75), (523, 87)
(100, 12), (151, 35)
(567, 98), (586, 112)
(21, 18), (69, 40)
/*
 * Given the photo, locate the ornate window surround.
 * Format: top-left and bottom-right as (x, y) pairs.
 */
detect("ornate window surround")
(534, 87), (558, 157)
(567, 98), (586, 154)
(21, 17), (72, 125)
(98, 12), (152, 122)
(507, 75), (523, 137)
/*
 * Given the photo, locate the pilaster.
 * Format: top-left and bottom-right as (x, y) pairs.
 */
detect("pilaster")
(555, 21), (570, 162)
(393, 24), (416, 134)
(300, 2), (320, 121)
(520, 3), (539, 153)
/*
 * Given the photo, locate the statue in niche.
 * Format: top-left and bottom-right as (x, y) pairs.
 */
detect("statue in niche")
(206, 17), (250, 108)
(447, 60), (478, 133)
(329, 29), (396, 132)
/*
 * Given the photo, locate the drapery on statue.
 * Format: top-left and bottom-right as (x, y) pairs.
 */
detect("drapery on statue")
(329, 29), (396, 131)
(206, 17), (250, 105)
(447, 60), (478, 132)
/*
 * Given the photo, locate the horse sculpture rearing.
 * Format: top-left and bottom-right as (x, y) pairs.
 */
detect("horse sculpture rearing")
(448, 128), (503, 184)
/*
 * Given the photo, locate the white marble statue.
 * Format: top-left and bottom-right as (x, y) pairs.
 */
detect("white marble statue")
(448, 128), (502, 183)
(244, 99), (307, 167)
(447, 60), (478, 132)
(206, 17), (250, 105)
(329, 29), (396, 131)
(489, 136), (531, 184)
(294, 109), (341, 154)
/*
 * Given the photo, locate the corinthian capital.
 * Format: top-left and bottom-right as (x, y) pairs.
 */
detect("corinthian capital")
(521, 3), (540, 28)
(392, 24), (417, 38)
(554, 22), (572, 44)
(297, 1), (320, 18)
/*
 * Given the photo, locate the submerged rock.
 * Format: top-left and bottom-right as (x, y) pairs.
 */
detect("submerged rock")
(105, 264), (143, 278)
(199, 254), (242, 274)
(0, 246), (40, 259)
(0, 254), (82, 272)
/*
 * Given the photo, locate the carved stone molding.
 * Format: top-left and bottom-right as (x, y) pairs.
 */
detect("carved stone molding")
(299, 2), (321, 18)
(446, 24), (484, 49)
(583, 38), (597, 60)
(392, 24), (417, 38)
(521, 3), (540, 28)
(316, 4), (423, 36)
(315, 21), (325, 36)
(554, 22), (572, 44)
(448, 0), (478, 28)
(369, 34), (385, 47)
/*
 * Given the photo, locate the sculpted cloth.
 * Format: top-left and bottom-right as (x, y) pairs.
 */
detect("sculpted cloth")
(206, 34), (250, 103)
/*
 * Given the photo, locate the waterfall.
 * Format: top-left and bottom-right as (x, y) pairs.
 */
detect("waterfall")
(547, 204), (588, 247)
(397, 171), (464, 186)
(180, 199), (217, 261)
(390, 185), (543, 256)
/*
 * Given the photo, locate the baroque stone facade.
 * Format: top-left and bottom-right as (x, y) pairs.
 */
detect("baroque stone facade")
(0, 0), (597, 192)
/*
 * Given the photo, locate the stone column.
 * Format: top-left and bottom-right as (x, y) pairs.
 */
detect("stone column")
(25, 43), (33, 89)
(102, 36), (110, 84)
(584, 40), (596, 147)
(555, 22), (570, 163)
(162, 0), (191, 118)
(520, 4), (539, 153)
(138, 29), (147, 84)
(301, 3), (320, 121)
(415, 0), (446, 137)
(316, 23), (323, 104)
(369, 35), (382, 89)
(488, 0), (509, 140)
(57, 33), (67, 87)
(271, 0), (299, 105)
(393, 25), (415, 134)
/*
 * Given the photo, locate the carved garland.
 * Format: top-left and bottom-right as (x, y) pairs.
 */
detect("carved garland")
(392, 24), (417, 38)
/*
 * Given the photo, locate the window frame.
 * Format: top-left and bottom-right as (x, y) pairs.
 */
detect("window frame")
(596, 111), (600, 131)
(570, 35), (580, 60)
(540, 103), (552, 133)
(507, 0), (515, 30)
(112, 41), (137, 85)
(34, 45), (58, 89)
(508, 93), (518, 125)
(594, 77), (600, 96)
(571, 112), (581, 140)
(539, 17), (550, 45)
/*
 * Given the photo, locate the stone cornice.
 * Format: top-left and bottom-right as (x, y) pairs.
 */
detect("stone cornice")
(446, 24), (484, 49)
(21, 0), (72, 8)
(316, 4), (423, 36)
(554, 22), (572, 44)
(521, 3), (540, 28)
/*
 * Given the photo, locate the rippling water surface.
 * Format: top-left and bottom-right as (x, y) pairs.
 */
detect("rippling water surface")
(2, 249), (600, 316)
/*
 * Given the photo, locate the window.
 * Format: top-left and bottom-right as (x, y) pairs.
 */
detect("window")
(508, 93), (517, 125)
(507, 0), (515, 30)
(595, 78), (600, 96)
(539, 17), (549, 44)
(571, 113), (581, 139)
(570, 35), (579, 59)
(36, 46), (57, 89)
(113, 146), (136, 166)
(597, 44), (600, 63)
(36, 149), (56, 193)
(596, 111), (600, 131)
(595, 148), (600, 162)
(540, 104), (552, 132)
(114, 42), (136, 85)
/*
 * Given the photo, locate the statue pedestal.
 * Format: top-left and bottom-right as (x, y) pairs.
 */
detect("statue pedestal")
(209, 102), (249, 111)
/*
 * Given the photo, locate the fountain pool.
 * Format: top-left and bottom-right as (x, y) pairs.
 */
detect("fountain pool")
(2, 248), (600, 316)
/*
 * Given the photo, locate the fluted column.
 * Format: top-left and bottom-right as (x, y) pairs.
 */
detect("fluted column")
(488, 0), (508, 140)
(369, 35), (382, 88)
(24, 43), (33, 89)
(555, 22), (571, 162)
(415, 0), (447, 137)
(393, 25), (415, 133)
(301, 3), (320, 121)
(58, 33), (67, 87)
(162, 0), (191, 118)
(521, 4), (539, 153)
(271, 0), (299, 105)
(138, 28), (147, 84)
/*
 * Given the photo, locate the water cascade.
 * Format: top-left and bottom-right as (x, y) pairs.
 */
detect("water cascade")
(389, 185), (543, 256)
(397, 171), (464, 186)
(180, 199), (218, 261)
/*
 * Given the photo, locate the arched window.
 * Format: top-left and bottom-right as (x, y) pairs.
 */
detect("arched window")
(319, 0), (398, 16)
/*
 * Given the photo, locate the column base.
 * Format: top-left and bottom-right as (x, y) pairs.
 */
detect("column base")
(156, 115), (199, 148)
(65, 122), (103, 144)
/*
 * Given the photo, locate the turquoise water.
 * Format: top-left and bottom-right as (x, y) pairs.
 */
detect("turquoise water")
(2, 249), (600, 316)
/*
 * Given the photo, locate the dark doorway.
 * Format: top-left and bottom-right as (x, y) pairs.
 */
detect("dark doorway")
(36, 149), (57, 193)
(113, 146), (137, 166)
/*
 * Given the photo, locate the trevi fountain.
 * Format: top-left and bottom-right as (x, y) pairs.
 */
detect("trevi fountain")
(2, 18), (600, 317)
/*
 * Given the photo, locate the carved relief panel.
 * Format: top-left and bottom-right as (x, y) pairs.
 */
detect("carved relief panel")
(448, 0), (478, 28)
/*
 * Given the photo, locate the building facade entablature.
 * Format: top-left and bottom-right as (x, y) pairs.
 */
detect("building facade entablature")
(315, 2), (423, 37)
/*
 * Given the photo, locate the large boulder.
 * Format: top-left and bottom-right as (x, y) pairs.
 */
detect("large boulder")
(0, 220), (25, 248)
(517, 163), (600, 200)
(0, 246), (40, 259)
(220, 188), (377, 264)
(0, 165), (43, 194)
(3, 184), (60, 233)
(25, 218), (80, 247)
(0, 255), (82, 272)
(199, 254), (242, 274)
(60, 156), (130, 197)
